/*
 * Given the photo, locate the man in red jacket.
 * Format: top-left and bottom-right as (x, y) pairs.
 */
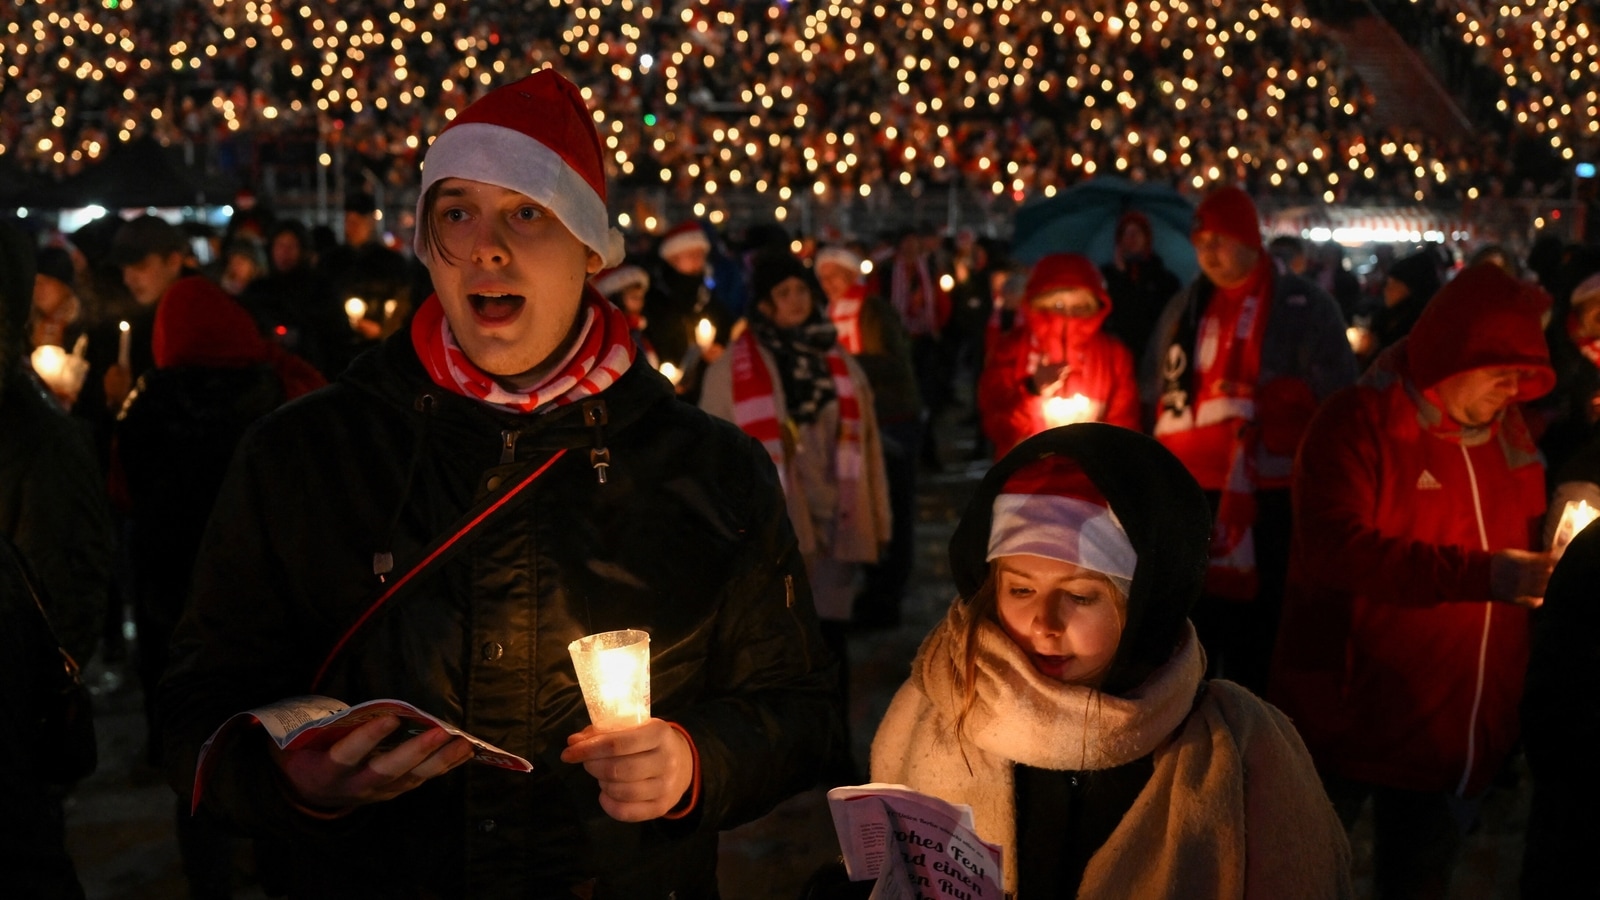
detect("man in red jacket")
(1270, 262), (1557, 898)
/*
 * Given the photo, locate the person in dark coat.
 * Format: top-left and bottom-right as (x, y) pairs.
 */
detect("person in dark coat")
(0, 221), (113, 668)
(0, 533), (90, 900)
(160, 69), (842, 900)
(1100, 210), (1181, 365)
(117, 276), (324, 899)
(239, 219), (353, 378)
(1521, 477), (1600, 898)
(1361, 249), (1441, 367)
(319, 191), (412, 344)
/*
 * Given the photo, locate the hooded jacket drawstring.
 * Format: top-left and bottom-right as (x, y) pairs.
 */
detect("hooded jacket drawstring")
(582, 398), (611, 484)
(374, 391), (438, 582)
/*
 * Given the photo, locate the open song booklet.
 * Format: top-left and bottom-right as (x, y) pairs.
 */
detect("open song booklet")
(192, 695), (533, 812)
(828, 783), (1004, 900)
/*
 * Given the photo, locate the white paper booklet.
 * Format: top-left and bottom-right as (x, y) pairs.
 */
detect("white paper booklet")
(827, 783), (1004, 900)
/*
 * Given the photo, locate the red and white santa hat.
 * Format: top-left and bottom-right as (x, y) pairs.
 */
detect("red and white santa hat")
(592, 263), (650, 298)
(814, 245), (864, 279)
(658, 221), (711, 262)
(414, 67), (624, 268)
(987, 454), (1137, 595)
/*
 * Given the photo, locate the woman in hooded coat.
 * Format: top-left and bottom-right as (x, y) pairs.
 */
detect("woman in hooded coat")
(978, 254), (1139, 460)
(869, 424), (1351, 898)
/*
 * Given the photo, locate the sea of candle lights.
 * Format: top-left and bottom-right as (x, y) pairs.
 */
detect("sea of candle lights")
(1441, 0), (1599, 159)
(1, 0), (1594, 226)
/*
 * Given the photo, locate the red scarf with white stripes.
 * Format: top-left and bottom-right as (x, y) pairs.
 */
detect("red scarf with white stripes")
(1568, 311), (1600, 369)
(730, 331), (863, 527)
(890, 254), (939, 337)
(410, 288), (636, 414)
(828, 284), (866, 354)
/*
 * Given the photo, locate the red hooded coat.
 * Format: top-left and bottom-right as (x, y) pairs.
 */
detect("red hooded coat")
(1269, 264), (1555, 797)
(978, 254), (1138, 458)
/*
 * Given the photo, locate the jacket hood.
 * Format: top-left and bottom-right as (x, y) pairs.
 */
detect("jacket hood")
(1405, 262), (1555, 399)
(949, 423), (1212, 697)
(154, 277), (271, 370)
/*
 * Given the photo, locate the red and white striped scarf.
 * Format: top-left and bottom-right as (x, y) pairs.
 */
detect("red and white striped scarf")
(730, 332), (863, 526)
(828, 284), (866, 354)
(410, 288), (636, 414)
(890, 254), (939, 337)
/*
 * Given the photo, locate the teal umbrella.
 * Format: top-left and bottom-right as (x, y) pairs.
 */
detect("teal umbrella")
(1011, 176), (1199, 283)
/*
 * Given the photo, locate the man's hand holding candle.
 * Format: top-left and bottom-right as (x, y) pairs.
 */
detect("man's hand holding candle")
(561, 719), (695, 822)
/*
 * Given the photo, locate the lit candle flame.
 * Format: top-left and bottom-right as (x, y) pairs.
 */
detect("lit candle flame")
(694, 318), (716, 352)
(1043, 393), (1094, 427)
(1552, 499), (1600, 557)
(659, 362), (683, 384)
(345, 297), (368, 329)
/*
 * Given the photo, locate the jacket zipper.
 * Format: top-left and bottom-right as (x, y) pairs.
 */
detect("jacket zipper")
(1456, 443), (1493, 797)
(582, 399), (611, 483)
(500, 429), (519, 465)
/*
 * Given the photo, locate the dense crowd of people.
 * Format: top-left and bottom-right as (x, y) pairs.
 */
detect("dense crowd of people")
(3, 0), (1597, 227)
(6, 6), (1600, 900)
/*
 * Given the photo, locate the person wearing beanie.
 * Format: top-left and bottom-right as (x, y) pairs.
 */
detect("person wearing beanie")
(1537, 269), (1600, 471)
(644, 220), (727, 372)
(815, 243), (922, 630)
(1100, 209), (1181, 363)
(870, 424), (1351, 898)
(699, 248), (891, 779)
(978, 252), (1139, 459)
(160, 68), (843, 899)
(1363, 249), (1442, 365)
(1140, 183), (1356, 693)
(1270, 262), (1557, 897)
(115, 276), (324, 900)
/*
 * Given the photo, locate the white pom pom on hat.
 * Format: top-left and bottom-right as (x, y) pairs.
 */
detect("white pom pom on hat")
(415, 67), (625, 268)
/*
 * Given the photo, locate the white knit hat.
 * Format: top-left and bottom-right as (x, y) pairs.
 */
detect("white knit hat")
(415, 68), (624, 268)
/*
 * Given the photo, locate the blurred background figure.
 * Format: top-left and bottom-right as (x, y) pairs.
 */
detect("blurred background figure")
(979, 253), (1139, 460)
(114, 276), (323, 899)
(700, 249), (891, 781)
(816, 244), (921, 630)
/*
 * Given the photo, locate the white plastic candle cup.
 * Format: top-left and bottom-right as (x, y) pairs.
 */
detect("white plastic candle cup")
(1552, 499), (1600, 557)
(568, 629), (651, 731)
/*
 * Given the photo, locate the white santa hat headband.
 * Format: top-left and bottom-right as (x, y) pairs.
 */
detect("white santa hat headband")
(658, 221), (711, 261)
(415, 68), (624, 268)
(814, 245), (865, 279)
(986, 455), (1137, 596)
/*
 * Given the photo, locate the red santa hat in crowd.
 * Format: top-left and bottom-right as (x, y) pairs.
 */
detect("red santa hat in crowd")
(1191, 185), (1263, 251)
(814, 245), (865, 279)
(987, 454), (1137, 596)
(592, 263), (650, 299)
(414, 67), (624, 267)
(658, 221), (711, 262)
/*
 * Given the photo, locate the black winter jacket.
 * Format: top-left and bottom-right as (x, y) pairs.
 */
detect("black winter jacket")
(160, 331), (844, 899)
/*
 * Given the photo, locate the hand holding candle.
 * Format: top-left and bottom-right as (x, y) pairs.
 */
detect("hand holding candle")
(345, 297), (368, 330)
(694, 318), (716, 353)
